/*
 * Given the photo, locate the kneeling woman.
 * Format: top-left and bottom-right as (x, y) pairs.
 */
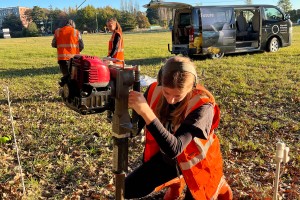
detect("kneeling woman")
(126, 56), (232, 200)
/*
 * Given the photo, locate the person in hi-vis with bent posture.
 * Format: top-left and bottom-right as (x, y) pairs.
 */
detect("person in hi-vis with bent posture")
(125, 56), (233, 200)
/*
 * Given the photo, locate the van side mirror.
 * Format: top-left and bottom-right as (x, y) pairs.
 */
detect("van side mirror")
(284, 14), (290, 20)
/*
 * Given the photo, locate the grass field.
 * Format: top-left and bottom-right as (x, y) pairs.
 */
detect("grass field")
(0, 26), (299, 199)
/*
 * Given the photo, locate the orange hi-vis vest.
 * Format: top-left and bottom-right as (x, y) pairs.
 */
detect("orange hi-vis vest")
(55, 26), (80, 61)
(108, 30), (124, 63)
(144, 82), (224, 200)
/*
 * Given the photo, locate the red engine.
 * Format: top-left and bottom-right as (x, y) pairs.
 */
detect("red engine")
(71, 55), (110, 89)
(60, 55), (113, 114)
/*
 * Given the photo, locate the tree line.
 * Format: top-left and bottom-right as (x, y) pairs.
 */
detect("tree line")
(1, 3), (166, 38)
(2, 0), (300, 38)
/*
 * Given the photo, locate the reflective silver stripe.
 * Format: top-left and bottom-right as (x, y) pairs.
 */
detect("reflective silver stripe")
(117, 48), (124, 52)
(57, 44), (79, 48)
(179, 133), (215, 170)
(186, 94), (209, 117)
(58, 54), (75, 58)
(172, 94), (209, 131)
(211, 176), (226, 200)
(186, 95), (200, 116)
(150, 86), (161, 107)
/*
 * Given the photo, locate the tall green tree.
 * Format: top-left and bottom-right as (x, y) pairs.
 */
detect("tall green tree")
(96, 7), (121, 32)
(48, 9), (68, 33)
(25, 6), (49, 33)
(288, 9), (300, 22)
(119, 11), (137, 31)
(75, 5), (98, 32)
(23, 22), (39, 37)
(2, 14), (23, 31)
(146, 7), (159, 25)
(277, 0), (293, 13)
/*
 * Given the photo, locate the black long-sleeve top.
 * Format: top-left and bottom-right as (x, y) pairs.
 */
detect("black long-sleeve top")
(109, 32), (121, 58)
(138, 88), (214, 159)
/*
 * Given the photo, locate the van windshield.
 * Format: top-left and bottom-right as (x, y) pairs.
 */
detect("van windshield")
(201, 8), (233, 31)
(263, 7), (284, 21)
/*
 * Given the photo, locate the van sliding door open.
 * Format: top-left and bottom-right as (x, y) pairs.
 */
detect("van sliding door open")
(200, 7), (236, 55)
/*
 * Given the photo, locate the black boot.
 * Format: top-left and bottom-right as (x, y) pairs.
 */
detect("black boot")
(59, 75), (69, 87)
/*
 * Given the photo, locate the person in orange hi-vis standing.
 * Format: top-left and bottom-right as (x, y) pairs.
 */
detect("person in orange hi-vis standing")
(125, 56), (233, 200)
(106, 18), (124, 65)
(51, 19), (84, 85)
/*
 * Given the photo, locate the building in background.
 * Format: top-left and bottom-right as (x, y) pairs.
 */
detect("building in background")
(2, 28), (11, 38)
(0, 6), (30, 29)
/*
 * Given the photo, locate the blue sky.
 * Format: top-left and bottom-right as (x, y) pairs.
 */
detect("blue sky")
(0, 0), (299, 11)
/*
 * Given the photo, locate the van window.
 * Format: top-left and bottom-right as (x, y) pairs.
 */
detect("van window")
(263, 7), (283, 21)
(239, 10), (254, 22)
(179, 13), (191, 26)
(201, 8), (233, 31)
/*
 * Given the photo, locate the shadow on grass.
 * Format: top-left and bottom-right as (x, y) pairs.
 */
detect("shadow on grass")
(0, 51), (291, 79)
(126, 51), (266, 63)
(189, 51), (266, 60)
(0, 57), (167, 79)
(225, 51), (265, 58)
(0, 65), (59, 78)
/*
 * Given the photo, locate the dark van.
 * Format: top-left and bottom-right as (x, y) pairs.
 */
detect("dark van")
(144, 2), (292, 58)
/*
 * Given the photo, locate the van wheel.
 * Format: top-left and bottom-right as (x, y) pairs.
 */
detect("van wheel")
(267, 37), (280, 52)
(209, 52), (224, 59)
